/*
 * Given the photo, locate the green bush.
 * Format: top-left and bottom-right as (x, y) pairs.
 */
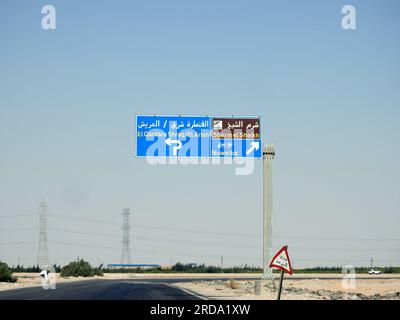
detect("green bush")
(383, 266), (397, 274)
(0, 261), (17, 282)
(11, 264), (60, 273)
(169, 263), (261, 273)
(60, 259), (103, 277)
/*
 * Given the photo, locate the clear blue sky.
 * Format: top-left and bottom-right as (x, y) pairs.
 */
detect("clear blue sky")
(0, 0), (399, 268)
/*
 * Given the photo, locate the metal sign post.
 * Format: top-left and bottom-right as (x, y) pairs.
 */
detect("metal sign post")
(269, 245), (293, 300)
(262, 144), (275, 283)
(277, 269), (284, 300)
(136, 115), (275, 286)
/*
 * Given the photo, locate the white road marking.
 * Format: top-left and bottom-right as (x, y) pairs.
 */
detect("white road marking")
(164, 283), (209, 300)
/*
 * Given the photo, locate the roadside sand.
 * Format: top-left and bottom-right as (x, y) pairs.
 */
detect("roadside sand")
(0, 273), (103, 291)
(175, 278), (400, 300)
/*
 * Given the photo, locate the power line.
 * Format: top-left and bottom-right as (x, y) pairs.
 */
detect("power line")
(1, 239), (398, 265)
(48, 213), (260, 237)
(48, 240), (255, 260)
(48, 213), (120, 226)
(282, 236), (400, 242)
(36, 241), (400, 262)
(46, 226), (400, 252)
(2, 238), (399, 262)
(2, 229), (398, 253)
(0, 214), (38, 218)
(45, 213), (400, 242)
(3, 220), (400, 244)
(50, 227), (119, 238)
(0, 227), (38, 232)
(293, 258), (400, 262)
(0, 241), (37, 246)
(49, 226), (258, 248)
(48, 240), (119, 251)
(2, 213), (400, 248)
(133, 224), (261, 238)
(291, 246), (400, 252)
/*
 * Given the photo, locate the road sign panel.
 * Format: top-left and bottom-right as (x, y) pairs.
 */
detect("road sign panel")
(269, 246), (293, 275)
(136, 115), (211, 158)
(211, 117), (261, 140)
(136, 115), (262, 158)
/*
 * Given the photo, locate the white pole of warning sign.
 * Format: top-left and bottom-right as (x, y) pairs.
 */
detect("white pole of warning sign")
(262, 144), (275, 281)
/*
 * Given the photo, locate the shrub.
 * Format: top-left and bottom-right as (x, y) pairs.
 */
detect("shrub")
(60, 259), (103, 277)
(384, 266), (396, 274)
(12, 264), (59, 273)
(226, 279), (240, 289)
(0, 261), (17, 283)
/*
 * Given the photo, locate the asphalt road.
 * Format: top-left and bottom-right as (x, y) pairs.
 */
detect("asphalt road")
(0, 279), (205, 300)
(1, 275), (395, 300)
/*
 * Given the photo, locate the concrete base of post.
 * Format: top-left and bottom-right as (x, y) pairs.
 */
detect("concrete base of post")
(255, 280), (261, 295)
(261, 272), (276, 290)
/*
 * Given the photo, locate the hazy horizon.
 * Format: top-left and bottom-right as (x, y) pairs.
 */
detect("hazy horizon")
(1, 0), (399, 269)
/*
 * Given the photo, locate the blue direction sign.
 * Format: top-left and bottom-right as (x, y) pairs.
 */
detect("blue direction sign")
(136, 115), (262, 158)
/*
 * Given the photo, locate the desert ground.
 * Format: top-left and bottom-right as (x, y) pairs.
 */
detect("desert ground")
(175, 275), (400, 300)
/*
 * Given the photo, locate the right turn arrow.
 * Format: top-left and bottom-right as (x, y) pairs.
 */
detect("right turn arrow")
(246, 141), (260, 155)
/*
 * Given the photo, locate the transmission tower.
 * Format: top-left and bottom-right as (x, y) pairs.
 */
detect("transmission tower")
(37, 199), (49, 268)
(120, 208), (132, 264)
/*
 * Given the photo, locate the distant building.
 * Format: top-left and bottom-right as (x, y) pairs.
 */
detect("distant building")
(107, 264), (160, 270)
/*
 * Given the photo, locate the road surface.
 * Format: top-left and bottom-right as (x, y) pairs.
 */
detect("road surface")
(0, 279), (205, 300)
(1, 274), (397, 300)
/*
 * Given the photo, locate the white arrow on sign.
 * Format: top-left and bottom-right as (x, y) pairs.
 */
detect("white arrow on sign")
(165, 138), (183, 156)
(246, 141), (260, 155)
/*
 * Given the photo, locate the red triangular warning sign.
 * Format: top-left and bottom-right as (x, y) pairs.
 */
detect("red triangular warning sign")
(269, 245), (293, 275)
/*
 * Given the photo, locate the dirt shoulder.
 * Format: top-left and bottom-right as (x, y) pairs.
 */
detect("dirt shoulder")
(175, 278), (400, 300)
(0, 273), (103, 291)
